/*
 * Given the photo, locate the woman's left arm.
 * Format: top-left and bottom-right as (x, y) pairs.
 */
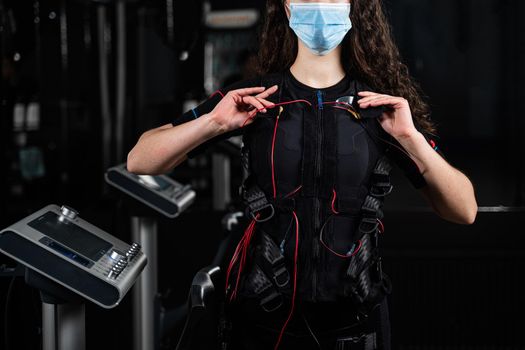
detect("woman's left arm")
(358, 91), (478, 225)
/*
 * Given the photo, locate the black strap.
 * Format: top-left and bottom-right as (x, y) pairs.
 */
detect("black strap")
(346, 233), (378, 281)
(226, 220), (291, 313)
(370, 156), (394, 197)
(344, 155), (393, 316)
(242, 182), (276, 222)
(240, 229), (292, 313)
(243, 264), (283, 312)
(335, 332), (377, 350)
(255, 230), (290, 288)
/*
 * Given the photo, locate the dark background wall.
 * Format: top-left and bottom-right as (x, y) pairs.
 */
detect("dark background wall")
(0, 0), (524, 349)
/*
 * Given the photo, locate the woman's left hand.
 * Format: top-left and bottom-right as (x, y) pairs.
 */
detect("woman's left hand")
(357, 91), (418, 140)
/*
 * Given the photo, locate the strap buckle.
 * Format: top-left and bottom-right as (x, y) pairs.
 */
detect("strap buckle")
(370, 183), (393, 197)
(260, 291), (283, 312)
(250, 204), (275, 222)
(359, 217), (379, 234)
(272, 266), (290, 288)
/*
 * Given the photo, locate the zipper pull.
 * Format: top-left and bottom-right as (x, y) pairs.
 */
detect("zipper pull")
(317, 90), (323, 110)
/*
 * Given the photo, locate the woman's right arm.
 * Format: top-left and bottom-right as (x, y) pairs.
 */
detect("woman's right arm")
(127, 85), (278, 175)
(127, 113), (225, 175)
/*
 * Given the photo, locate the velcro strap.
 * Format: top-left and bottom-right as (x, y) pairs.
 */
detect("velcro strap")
(242, 185), (275, 222)
(360, 195), (383, 219)
(244, 264), (283, 312)
(256, 231), (290, 288)
(370, 156), (393, 198)
(373, 156), (392, 176)
(346, 234), (378, 280)
(243, 185), (270, 213)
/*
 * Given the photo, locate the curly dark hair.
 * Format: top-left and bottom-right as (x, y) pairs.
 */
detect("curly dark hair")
(256, 0), (437, 135)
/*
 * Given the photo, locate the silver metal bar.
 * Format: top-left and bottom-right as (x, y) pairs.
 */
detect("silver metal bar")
(97, 5), (112, 175)
(42, 303), (57, 350)
(212, 153), (231, 211)
(131, 217), (158, 350)
(42, 303), (86, 350)
(115, 0), (126, 163)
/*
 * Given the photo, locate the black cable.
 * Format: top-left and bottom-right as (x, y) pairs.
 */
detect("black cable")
(362, 118), (416, 160)
(279, 214), (295, 253)
(301, 311), (322, 349)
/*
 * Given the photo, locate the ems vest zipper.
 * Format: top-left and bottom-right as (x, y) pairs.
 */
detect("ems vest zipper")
(316, 90), (323, 179)
(312, 90), (324, 300)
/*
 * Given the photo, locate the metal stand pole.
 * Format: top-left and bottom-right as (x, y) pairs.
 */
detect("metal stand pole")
(212, 153), (230, 211)
(42, 303), (86, 350)
(131, 217), (158, 350)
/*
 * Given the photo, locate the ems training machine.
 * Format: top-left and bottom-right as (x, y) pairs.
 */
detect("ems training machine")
(105, 163), (196, 350)
(0, 204), (147, 350)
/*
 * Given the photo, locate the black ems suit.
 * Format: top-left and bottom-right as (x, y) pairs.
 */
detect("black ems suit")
(172, 70), (445, 350)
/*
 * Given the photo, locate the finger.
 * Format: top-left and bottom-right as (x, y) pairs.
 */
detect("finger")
(249, 97), (275, 114)
(256, 85), (279, 99)
(256, 97), (275, 109)
(234, 86), (266, 96)
(358, 95), (389, 104)
(250, 96), (274, 112)
(242, 95), (267, 113)
(359, 97), (397, 107)
(360, 97), (406, 108)
(358, 91), (380, 97)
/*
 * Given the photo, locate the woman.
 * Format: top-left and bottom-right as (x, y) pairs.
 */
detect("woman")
(128, 0), (478, 349)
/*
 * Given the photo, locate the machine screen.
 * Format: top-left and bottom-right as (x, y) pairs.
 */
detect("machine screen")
(28, 211), (112, 262)
(134, 174), (172, 191)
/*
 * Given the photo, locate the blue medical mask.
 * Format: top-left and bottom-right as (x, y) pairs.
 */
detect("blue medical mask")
(288, 2), (352, 56)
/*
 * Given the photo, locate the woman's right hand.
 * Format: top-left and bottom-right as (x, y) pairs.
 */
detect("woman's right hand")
(208, 85), (279, 133)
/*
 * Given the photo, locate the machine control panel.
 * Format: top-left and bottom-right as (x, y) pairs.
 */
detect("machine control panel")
(0, 205), (147, 308)
(105, 163), (196, 218)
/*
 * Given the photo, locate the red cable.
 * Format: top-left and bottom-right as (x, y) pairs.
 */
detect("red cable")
(272, 99), (312, 108)
(225, 214), (260, 300)
(231, 220), (257, 300)
(274, 210), (299, 350)
(209, 90), (224, 99)
(377, 218), (385, 234)
(285, 185), (303, 198)
(234, 100), (309, 347)
(242, 99), (313, 127)
(331, 188), (339, 215)
(320, 231), (362, 259)
(225, 226), (248, 296)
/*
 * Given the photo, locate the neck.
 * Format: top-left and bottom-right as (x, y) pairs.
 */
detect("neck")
(289, 41), (346, 89)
